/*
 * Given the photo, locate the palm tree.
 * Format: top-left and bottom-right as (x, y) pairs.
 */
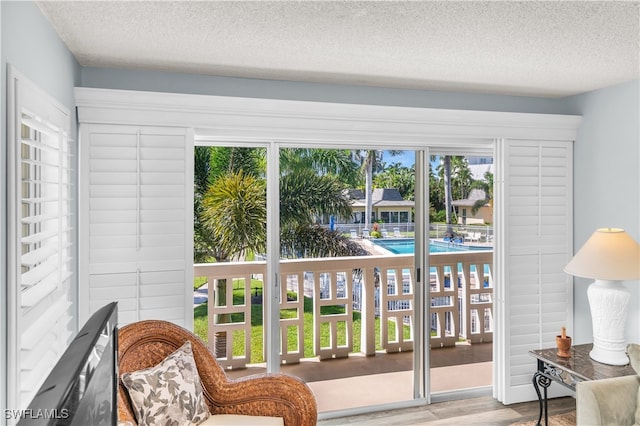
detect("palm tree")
(451, 157), (473, 200)
(194, 147), (216, 262)
(363, 150), (376, 230)
(373, 162), (415, 200)
(353, 150), (402, 230)
(281, 224), (365, 258)
(280, 148), (359, 185)
(200, 150), (363, 261)
(437, 155), (475, 234)
(428, 159), (445, 218)
(470, 171), (494, 218)
(442, 155), (454, 234)
(201, 171), (267, 261)
(279, 169), (353, 227)
(194, 147), (265, 261)
(209, 146), (264, 180)
(194, 146), (212, 195)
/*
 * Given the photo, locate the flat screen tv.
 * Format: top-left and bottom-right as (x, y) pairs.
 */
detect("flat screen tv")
(17, 302), (118, 426)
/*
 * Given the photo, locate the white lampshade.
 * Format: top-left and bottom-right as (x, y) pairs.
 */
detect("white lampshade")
(564, 228), (640, 280)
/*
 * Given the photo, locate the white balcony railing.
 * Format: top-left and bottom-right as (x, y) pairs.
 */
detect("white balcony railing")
(194, 250), (493, 369)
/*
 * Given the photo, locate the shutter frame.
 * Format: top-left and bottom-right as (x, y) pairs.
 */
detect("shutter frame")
(495, 139), (574, 404)
(7, 66), (75, 409)
(79, 124), (194, 329)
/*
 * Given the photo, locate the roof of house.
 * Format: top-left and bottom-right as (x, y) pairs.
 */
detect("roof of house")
(344, 189), (365, 200)
(372, 188), (405, 202)
(347, 188), (415, 208)
(452, 189), (488, 207)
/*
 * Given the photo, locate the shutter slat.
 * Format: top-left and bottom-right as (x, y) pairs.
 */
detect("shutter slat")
(22, 115), (61, 137)
(21, 229), (57, 244)
(21, 244), (58, 266)
(21, 257), (58, 287)
(21, 136), (59, 153)
(21, 278), (57, 308)
(22, 213), (59, 224)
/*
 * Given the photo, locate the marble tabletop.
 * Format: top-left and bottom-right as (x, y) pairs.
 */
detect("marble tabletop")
(530, 343), (636, 381)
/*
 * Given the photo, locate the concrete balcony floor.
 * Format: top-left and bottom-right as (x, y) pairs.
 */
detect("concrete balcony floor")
(226, 342), (493, 413)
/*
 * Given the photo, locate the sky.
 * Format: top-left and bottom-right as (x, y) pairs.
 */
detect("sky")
(381, 150), (440, 169)
(382, 150), (415, 167)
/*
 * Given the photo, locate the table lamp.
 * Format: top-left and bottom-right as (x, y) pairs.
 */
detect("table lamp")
(564, 228), (640, 365)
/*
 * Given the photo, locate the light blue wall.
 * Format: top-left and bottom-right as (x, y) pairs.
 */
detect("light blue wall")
(80, 66), (572, 114)
(1, 2), (80, 110)
(560, 80), (640, 344)
(1, 0), (81, 415)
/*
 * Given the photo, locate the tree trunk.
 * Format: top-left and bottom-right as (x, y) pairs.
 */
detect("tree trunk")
(364, 152), (374, 231)
(444, 155), (453, 235)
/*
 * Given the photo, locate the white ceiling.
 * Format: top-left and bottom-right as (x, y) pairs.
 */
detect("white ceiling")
(37, 1), (640, 98)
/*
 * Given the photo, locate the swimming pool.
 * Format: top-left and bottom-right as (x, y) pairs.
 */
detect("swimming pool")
(373, 238), (492, 278)
(373, 238), (492, 255)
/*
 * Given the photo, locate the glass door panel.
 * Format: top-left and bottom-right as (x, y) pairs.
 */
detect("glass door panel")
(192, 145), (270, 372)
(428, 152), (494, 397)
(278, 148), (419, 413)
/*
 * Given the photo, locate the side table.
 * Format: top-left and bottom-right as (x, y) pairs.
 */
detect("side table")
(529, 343), (635, 426)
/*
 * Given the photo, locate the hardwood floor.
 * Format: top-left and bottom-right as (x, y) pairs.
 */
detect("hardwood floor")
(317, 396), (576, 425)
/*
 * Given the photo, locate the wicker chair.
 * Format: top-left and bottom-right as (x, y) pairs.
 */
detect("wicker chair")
(118, 320), (317, 426)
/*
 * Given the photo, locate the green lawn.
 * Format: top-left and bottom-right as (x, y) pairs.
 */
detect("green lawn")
(193, 280), (411, 363)
(194, 276), (207, 290)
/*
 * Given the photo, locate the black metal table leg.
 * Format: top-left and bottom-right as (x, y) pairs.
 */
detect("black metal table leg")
(532, 371), (552, 426)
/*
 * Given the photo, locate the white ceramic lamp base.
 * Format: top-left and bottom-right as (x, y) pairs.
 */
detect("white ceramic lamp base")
(587, 280), (631, 365)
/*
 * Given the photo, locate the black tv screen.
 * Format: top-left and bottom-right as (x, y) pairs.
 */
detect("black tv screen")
(17, 302), (118, 426)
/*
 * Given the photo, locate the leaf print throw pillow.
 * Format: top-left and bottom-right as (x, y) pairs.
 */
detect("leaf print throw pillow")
(121, 341), (210, 426)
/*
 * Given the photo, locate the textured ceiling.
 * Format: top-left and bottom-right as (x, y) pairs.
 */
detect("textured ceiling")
(37, 1), (640, 97)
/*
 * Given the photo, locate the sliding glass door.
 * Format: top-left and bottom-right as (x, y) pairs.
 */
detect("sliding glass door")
(192, 144), (273, 370)
(194, 142), (428, 414)
(276, 147), (422, 413)
(194, 139), (496, 414)
(428, 149), (495, 401)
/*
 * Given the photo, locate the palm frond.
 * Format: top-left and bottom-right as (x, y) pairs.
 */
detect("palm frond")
(281, 224), (367, 258)
(202, 171), (267, 259)
(280, 170), (352, 225)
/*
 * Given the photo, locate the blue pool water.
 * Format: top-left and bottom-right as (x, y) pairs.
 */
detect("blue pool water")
(373, 238), (491, 255)
(373, 238), (492, 278)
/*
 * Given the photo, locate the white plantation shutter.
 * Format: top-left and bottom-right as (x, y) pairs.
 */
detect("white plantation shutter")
(80, 125), (193, 328)
(7, 67), (74, 409)
(495, 139), (574, 404)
